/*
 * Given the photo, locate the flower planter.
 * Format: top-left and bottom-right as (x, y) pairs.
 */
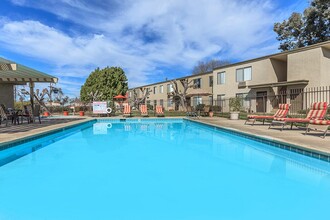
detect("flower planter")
(229, 112), (239, 120)
(63, 111), (69, 116)
(79, 111), (84, 116)
(43, 112), (50, 117)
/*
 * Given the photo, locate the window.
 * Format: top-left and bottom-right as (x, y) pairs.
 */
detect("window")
(153, 100), (157, 106)
(209, 96), (213, 106)
(236, 67), (252, 82)
(167, 98), (173, 107)
(217, 94), (225, 107)
(159, 85), (164, 93)
(209, 76), (213, 87)
(192, 97), (202, 107)
(217, 72), (225, 84)
(153, 86), (157, 94)
(236, 93), (249, 109)
(128, 91), (132, 98)
(167, 84), (173, 93)
(160, 99), (164, 106)
(193, 78), (201, 88)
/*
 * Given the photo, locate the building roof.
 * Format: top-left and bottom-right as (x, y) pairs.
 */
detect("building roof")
(128, 40), (330, 90)
(213, 40), (330, 71)
(0, 57), (58, 83)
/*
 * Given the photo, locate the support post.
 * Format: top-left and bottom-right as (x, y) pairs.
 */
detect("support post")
(29, 81), (35, 122)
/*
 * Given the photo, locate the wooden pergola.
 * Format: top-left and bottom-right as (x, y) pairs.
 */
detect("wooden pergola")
(0, 57), (58, 109)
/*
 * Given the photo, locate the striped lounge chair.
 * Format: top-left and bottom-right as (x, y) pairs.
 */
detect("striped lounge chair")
(245, 104), (290, 125)
(270, 102), (328, 131)
(305, 119), (330, 138)
(156, 106), (164, 117)
(140, 105), (148, 117)
(123, 105), (132, 117)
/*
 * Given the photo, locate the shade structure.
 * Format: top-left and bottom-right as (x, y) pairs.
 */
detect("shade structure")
(114, 94), (126, 99)
(0, 57), (58, 83)
(186, 88), (212, 98)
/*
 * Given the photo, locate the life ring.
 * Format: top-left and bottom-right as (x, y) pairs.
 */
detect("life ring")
(106, 107), (112, 114)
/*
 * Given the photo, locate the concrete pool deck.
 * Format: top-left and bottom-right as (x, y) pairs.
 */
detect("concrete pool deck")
(196, 117), (330, 156)
(0, 117), (93, 145)
(0, 116), (329, 156)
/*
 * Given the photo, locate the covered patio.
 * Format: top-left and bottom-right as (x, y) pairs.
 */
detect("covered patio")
(0, 57), (58, 109)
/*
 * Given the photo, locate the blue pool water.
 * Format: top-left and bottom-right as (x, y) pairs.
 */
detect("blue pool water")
(0, 119), (330, 220)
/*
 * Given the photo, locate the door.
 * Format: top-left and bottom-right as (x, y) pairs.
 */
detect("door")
(256, 91), (267, 113)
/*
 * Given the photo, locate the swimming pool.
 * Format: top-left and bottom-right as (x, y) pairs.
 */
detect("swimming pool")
(0, 119), (329, 220)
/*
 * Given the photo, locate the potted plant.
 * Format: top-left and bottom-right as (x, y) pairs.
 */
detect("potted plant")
(79, 106), (85, 116)
(229, 97), (242, 120)
(63, 107), (69, 116)
(209, 106), (214, 117)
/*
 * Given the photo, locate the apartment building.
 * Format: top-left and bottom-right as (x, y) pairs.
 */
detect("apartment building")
(128, 71), (213, 110)
(128, 40), (330, 112)
(213, 41), (330, 113)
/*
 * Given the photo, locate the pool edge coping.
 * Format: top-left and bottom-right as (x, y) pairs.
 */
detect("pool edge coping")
(0, 118), (96, 148)
(1, 117), (329, 163)
(186, 118), (330, 162)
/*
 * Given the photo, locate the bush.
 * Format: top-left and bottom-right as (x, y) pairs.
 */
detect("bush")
(229, 97), (242, 112)
(210, 105), (222, 112)
(195, 104), (205, 111)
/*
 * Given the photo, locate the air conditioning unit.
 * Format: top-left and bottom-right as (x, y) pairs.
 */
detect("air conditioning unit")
(238, 81), (247, 88)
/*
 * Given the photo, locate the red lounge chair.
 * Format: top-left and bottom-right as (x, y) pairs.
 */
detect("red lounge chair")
(156, 106), (164, 117)
(305, 119), (330, 138)
(245, 104), (290, 125)
(270, 102), (328, 131)
(123, 105), (132, 117)
(140, 105), (148, 117)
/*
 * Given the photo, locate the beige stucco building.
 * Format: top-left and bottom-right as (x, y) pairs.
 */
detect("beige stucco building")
(129, 41), (330, 112)
(128, 72), (213, 111)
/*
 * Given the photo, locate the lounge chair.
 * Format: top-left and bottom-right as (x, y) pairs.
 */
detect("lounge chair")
(305, 119), (330, 138)
(245, 104), (290, 125)
(140, 105), (148, 117)
(156, 106), (164, 117)
(123, 105), (132, 117)
(269, 102), (328, 131)
(186, 106), (198, 117)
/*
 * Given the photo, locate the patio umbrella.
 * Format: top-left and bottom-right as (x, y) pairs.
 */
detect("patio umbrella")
(186, 88), (212, 97)
(114, 94), (126, 99)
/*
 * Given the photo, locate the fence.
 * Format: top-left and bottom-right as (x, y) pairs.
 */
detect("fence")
(139, 86), (330, 117)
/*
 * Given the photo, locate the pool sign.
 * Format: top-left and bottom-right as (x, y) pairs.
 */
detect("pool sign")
(93, 101), (107, 114)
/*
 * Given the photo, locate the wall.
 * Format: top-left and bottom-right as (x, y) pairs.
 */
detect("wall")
(321, 47), (330, 86)
(213, 58), (282, 99)
(0, 84), (14, 108)
(287, 48), (321, 88)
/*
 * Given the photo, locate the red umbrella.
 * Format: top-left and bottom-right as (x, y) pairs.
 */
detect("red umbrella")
(114, 94), (126, 99)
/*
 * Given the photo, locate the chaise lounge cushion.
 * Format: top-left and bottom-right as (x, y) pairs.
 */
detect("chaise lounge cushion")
(248, 104), (290, 119)
(309, 119), (330, 125)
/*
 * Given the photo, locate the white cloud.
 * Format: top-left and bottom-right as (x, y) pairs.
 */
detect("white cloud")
(1, 0), (304, 96)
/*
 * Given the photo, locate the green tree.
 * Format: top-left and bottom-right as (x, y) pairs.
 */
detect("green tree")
(274, 0), (330, 51)
(80, 67), (128, 102)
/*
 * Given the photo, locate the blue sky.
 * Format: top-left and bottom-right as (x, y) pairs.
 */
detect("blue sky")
(0, 0), (308, 97)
